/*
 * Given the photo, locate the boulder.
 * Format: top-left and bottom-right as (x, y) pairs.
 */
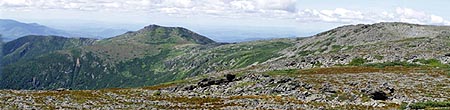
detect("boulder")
(370, 91), (389, 100)
(56, 88), (68, 91)
(225, 74), (236, 82)
(321, 83), (337, 93)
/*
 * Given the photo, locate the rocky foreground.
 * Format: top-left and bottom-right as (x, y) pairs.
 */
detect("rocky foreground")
(1, 66), (448, 109)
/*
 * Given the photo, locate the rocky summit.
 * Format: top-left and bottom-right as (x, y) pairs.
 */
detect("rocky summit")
(0, 22), (449, 109)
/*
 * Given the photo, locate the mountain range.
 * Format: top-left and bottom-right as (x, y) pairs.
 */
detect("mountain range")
(0, 19), (75, 41)
(0, 19), (128, 41)
(0, 22), (448, 109)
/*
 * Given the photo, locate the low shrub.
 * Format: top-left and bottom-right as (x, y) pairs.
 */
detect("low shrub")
(409, 101), (450, 109)
(348, 58), (369, 66)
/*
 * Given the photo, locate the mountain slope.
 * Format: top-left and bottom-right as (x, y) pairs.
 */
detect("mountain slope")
(88, 24), (217, 62)
(2, 22), (449, 91)
(1, 24), (283, 90)
(2, 35), (96, 65)
(263, 22), (450, 70)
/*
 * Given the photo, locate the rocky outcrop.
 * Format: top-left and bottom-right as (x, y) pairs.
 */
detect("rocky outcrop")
(1, 70), (447, 109)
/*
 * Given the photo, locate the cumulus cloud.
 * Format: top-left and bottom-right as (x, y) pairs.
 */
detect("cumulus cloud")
(0, 0), (449, 25)
(296, 7), (450, 25)
(0, 0), (295, 12)
(0, 0), (31, 7)
(395, 7), (450, 25)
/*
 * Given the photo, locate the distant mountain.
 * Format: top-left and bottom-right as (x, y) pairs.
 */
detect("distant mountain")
(0, 19), (77, 41)
(0, 19), (132, 41)
(62, 27), (129, 39)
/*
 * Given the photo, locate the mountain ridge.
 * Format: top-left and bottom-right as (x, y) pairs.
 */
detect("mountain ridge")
(0, 19), (129, 41)
(0, 19), (75, 41)
(0, 24), (223, 89)
(1, 35), (97, 65)
(1, 22), (449, 90)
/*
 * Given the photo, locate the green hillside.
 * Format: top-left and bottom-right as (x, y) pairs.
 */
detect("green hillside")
(2, 35), (96, 65)
(0, 25), (292, 90)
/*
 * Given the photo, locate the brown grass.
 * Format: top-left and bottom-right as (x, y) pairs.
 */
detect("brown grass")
(229, 95), (305, 104)
(147, 96), (242, 109)
(141, 83), (176, 90)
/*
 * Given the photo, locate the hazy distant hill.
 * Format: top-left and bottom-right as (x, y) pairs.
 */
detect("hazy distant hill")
(0, 19), (76, 41)
(0, 19), (129, 41)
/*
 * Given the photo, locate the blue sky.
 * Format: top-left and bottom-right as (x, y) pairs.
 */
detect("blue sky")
(1, 0), (449, 41)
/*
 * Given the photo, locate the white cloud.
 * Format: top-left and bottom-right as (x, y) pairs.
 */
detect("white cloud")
(1, 0), (449, 26)
(255, 0), (296, 12)
(295, 7), (450, 25)
(0, 0), (297, 16)
(0, 0), (31, 7)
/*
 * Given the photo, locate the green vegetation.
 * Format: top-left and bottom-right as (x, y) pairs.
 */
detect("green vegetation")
(0, 26), (293, 90)
(374, 55), (384, 60)
(331, 45), (343, 52)
(298, 50), (314, 56)
(1, 35), (95, 65)
(313, 61), (323, 67)
(409, 101), (450, 109)
(348, 57), (369, 66)
(345, 46), (354, 50)
(363, 61), (421, 68)
(178, 41), (293, 74)
(413, 58), (449, 68)
(153, 91), (161, 96)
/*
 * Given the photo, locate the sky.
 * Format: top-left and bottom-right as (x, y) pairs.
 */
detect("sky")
(1, 0), (450, 42)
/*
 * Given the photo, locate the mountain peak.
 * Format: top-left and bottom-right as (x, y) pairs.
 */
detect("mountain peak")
(143, 24), (163, 29)
(0, 19), (20, 24)
(109, 24), (216, 45)
(0, 19), (75, 41)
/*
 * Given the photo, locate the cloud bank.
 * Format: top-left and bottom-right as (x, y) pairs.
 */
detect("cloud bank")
(1, 0), (449, 25)
(297, 7), (450, 25)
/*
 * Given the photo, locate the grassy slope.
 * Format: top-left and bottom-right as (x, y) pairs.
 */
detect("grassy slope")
(0, 26), (293, 90)
(1, 35), (96, 65)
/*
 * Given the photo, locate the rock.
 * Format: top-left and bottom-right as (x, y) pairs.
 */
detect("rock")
(302, 84), (313, 90)
(306, 94), (324, 102)
(275, 78), (291, 84)
(380, 82), (395, 94)
(225, 74), (236, 82)
(56, 88), (69, 91)
(321, 83), (337, 93)
(370, 91), (389, 100)
(445, 53), (450, 57)
(197, 77), (230, 87)
(182, 85), (196, 90)
(197, 78), (213, 87)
